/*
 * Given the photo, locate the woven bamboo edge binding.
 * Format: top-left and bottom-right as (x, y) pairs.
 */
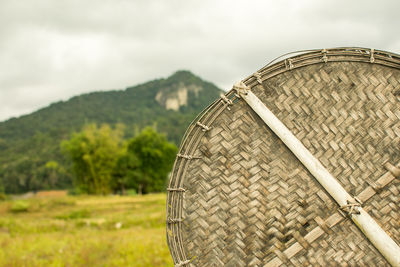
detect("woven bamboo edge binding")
(166, 47), (400, 267)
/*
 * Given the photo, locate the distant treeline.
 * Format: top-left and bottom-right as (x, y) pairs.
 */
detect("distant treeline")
(0, 123), (177, 195)
(0, 71), (222, 194)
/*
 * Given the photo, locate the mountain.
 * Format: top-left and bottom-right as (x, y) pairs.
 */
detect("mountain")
(0, 71), (223, 193)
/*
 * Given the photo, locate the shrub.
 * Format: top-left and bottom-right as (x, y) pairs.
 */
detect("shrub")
(126, 189), (137, 196)
(10, 201), (30, 213)
(67, 187), (85, 195)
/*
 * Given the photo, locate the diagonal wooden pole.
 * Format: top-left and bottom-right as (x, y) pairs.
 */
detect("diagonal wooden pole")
(234, 82), (400, 267)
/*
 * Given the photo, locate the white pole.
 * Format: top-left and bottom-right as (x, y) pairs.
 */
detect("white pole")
(235, 83), (400, 266)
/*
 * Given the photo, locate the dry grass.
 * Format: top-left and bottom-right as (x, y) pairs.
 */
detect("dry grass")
(0, 193), (173, 267)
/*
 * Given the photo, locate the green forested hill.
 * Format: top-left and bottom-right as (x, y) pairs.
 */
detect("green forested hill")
(0, 71), (223, 193)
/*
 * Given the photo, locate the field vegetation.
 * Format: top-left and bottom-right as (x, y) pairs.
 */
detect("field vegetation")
(0, 193), (173, 267)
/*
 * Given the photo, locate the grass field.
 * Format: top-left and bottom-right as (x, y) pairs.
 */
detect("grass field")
(0, 193), (173, 267)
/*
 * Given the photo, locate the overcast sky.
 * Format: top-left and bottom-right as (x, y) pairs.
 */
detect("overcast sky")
(0, 0), (399, 122)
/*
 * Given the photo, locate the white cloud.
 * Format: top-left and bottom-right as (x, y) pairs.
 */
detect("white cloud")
(0, 0), (399, 121)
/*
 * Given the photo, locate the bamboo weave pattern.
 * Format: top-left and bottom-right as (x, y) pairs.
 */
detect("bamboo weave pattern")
(167, 48), (400, 266)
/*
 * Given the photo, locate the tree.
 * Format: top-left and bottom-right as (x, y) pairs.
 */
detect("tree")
(61, 124), (124, 194)
(112, 151), (140, 195)
(36, 161), (70, 190)
(119, 127), (177, 194)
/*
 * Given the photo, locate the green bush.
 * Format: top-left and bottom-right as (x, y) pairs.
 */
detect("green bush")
(126, 189), (137, 196)
(67, 187), (85, 195)
(10, 201), (30, 213)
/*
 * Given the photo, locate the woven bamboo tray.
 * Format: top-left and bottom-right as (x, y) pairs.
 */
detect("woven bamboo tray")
(167, 47), (400, 266)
